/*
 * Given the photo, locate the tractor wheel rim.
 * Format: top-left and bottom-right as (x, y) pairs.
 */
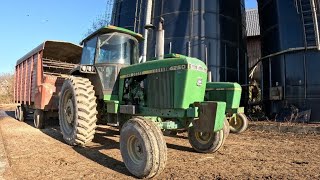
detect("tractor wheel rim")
(63, 89), (74, 125)
(195, 131), (212, 144)
(61, 89), (75, 135)
(65, 99), (74, 124)
(230, 116), (244, 129)
(127, 135), (144, 164)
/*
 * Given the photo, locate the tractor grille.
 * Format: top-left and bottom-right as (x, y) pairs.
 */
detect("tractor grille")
(146, 71), (175, 109)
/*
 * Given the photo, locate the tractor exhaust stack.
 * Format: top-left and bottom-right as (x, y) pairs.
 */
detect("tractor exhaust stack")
(156, 18), (165, 60)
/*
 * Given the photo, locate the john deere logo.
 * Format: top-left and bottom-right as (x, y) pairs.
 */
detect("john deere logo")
(197, 78), (203, 86)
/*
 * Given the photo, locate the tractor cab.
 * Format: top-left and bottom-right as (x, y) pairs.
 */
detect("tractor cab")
(77, 26), (144, 97)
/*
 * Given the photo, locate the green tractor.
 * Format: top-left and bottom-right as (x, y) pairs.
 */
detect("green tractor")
(206, 82), (249, 133)
(59, 25), (228, 178)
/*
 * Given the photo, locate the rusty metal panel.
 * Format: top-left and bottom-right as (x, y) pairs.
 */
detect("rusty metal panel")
(15, 41), (81, 110)
(31, 54), (38, 102)
(16, 65), (19, 102)
(27, 57), (32, 104)
(24, 59), (28, 103)
(19, 63), (23, 103)
(14, 66), (17, 103)
(28, 56), (34, 105)
(26, 58), (30, 104)
(15, 52), (39, 105)
(34, 52), (43, 109)
(24, 61), (26, 103)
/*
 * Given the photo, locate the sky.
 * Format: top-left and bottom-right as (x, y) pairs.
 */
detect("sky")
(246, 0), (258, 9)
(0, 0), (257, 74)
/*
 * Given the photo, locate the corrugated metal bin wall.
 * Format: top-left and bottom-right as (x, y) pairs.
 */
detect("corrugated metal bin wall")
(112, 0), (248, 85)
(258, 0), (320, 122)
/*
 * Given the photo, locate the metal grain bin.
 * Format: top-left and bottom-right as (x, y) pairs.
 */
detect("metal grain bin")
(258, 0), (320, 122)
(112, 0), (248, 84)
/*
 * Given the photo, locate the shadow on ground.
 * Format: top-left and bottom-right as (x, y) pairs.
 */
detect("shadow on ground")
(38, 121), (132, 177)
(5, 111), (197, 177)
(166, 142), (195, 153)
(4, 111), (14, 118)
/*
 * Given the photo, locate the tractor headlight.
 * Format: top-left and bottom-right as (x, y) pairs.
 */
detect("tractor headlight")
(81, 66), (87, 72)
(80, 65), (95, 73)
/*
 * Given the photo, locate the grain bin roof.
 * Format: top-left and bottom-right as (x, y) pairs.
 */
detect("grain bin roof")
(246, 9), (260, 37)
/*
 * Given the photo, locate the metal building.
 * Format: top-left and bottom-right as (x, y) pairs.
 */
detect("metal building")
(112, 0), (248, 84)
(246, 9), (261, 81)
(258, 0), (320, 122)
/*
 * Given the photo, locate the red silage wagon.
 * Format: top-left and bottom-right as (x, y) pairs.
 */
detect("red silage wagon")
(14, 41), (82, 128)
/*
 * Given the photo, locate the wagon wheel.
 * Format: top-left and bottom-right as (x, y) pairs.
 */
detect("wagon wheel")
(229, 113), (249, 134)
(15, 106), (20, 120)
(15, 106), (26, 122)
(34, 109), (46, 129)
(120, 117), (167, 178)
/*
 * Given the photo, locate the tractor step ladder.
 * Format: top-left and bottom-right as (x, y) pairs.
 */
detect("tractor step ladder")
(299, 0), (320, 49)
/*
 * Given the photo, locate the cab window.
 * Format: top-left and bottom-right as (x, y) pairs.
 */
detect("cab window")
(81, 37), (97, 65)
(96, 33), (139, 65)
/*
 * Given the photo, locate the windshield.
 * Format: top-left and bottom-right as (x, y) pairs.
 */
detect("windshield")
(96, 33), (139, 65)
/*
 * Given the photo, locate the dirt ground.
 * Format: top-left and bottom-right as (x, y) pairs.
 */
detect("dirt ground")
(0, 104), (319, 179)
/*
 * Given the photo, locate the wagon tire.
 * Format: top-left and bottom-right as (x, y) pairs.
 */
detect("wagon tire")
(34, 109), (46, 129)
(59, 76), (98, 147)
(14, 106), (20, 120)
(15, 106), (25, 122)
(229, 113), (249, 134)
(188, 126), (225, 153)
(120, 117), (167, 179)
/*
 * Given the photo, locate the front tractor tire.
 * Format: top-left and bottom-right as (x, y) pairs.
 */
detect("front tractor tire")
(229, 113), (249, 134)
(59, 76), (98, 146)
(120, 117), (167, 179)
(188, 121), (229, 153)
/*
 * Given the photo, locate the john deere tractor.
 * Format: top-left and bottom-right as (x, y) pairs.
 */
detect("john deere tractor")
(59, 26), (228, 178)
(206, 82), (249, 133)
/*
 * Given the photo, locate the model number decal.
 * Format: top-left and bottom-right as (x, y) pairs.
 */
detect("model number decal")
(120, 63), (206, 79)
(169, 65), (187, 71)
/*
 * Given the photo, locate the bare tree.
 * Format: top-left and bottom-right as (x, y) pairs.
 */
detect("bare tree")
(0, 73), (14, 104)
(85, 0), (114, 37)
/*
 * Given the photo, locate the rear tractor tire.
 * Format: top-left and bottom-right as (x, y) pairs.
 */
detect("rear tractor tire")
(229, 113), (249, 134)
(34, 109), (46, 129)
(188, 120), (229, 153)
(120, 117), (167, 179)
(59, 76), (98, 146)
